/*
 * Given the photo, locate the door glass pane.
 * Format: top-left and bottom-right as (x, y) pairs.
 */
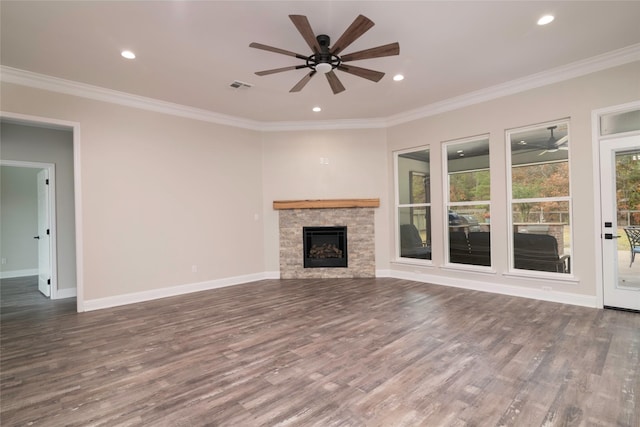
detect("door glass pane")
(616, 150), (640, 289)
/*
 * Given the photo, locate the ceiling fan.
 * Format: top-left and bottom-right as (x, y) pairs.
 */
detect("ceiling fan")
(249, 14), (400, 94)
(538, 126), (569, 156)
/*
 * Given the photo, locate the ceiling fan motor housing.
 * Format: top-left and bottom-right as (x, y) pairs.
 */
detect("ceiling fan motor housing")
(308, 34), (340, 73)
(317, 34), (331, 50)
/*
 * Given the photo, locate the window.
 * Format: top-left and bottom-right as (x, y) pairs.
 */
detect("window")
(600, 109), (640, 136)
(444, 136), (491, 266)
(396, 148), (431, 260)
(508, 121), (572, 274)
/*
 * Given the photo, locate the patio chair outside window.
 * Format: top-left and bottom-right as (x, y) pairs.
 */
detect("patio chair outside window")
(623, 226), (640, 267)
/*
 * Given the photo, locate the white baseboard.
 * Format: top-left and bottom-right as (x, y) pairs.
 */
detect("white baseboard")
(376, 269), (392, 278)
(54, 287), (77, 299)
(83, 272), (271, 312)
(0, 269), (38, 279)
(388, 270), (598, 308)
(81, 268), (598, 312)
(263, 270), (281, 279)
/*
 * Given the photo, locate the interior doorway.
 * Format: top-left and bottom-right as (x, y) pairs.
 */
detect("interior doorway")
(0, 112), (83, 311)
(1, 161), (57, 298)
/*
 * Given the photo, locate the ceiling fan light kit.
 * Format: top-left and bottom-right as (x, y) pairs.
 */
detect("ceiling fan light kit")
(315, 62), (333, 74)
(250, 14), (400, 94)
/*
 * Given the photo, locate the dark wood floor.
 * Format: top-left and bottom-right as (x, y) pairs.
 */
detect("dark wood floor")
(1, 276), (639, 426)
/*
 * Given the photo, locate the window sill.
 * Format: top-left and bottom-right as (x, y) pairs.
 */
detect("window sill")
(392, 258), (434, 267)
(502, 270), (579, 284)
(441, 264), (497, 275)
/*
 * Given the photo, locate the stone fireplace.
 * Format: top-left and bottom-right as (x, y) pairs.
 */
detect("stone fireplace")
(274, 199), (379, 279)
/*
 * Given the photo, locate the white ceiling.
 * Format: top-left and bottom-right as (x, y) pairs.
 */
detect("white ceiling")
(1, 1), (639, 124)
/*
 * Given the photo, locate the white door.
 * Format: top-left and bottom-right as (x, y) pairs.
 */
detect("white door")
(600, 135), (640, 311)
(37, 169), (51, 297)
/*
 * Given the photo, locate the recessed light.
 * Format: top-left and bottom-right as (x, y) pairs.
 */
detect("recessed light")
(121, 50), (136, 59)
(393, 74), (404, 81)
(312, 106), (321, 112)
(537, 15), (554, 26)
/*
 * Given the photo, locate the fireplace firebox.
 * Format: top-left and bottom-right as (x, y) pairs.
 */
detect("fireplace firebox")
(303, 226), (348, 268)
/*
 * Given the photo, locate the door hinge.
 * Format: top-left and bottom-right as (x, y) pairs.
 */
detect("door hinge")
(46, 179), (49, 185)
(47, 278), (51, 285)
(46, 229), (50, 235)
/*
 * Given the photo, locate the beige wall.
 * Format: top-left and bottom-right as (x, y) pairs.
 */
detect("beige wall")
(260, 129), (390, 272)
(1, 124), (77, 289)
(1, 60), (637, 307)
(1, 83), (264, 301)
(387, 61), (640, 298)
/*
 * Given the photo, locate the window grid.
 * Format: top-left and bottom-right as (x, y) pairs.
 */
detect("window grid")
(444, 136), (491, 267)
(507, 120), (573, 275)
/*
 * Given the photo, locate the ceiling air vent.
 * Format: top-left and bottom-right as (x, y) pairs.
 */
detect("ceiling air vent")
(230, 80), (253, 89)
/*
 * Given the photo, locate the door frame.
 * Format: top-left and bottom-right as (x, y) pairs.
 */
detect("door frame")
(592, 100), (640, 309)
(1, 160), (57, 298)
(37, 168), (52, 297)
(0, 111), (84, 312)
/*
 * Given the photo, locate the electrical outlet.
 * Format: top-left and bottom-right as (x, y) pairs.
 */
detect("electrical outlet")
(319, 157), (329, 165)
(191, 265), (198, 273)
(1, 258), (6, 265)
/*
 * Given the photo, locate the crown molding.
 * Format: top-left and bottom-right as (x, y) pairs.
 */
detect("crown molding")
(0, 66), (264, 131)
(385, 43), (640, 127)
(258, 117), (388, 132)
(1, 43), (638, 131)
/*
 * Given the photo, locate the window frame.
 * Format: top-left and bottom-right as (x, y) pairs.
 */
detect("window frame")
(442, 134), (492, 268)
(394, 146), (432, 263)
(506, 119), (574, 277)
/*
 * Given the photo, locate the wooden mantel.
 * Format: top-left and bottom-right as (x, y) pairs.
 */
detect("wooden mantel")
(273, 198), (380, 210)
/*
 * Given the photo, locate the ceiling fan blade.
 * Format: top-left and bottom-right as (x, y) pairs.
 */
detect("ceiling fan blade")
(556, 135), (569, 146)
(289, 15), (320, 53)
(330, 14), (375, 56)
(341, 42), (400, 62)
(290, 71), (316, 92)
(325, 71), (346, 94)
(337, 64), (385, 82)
(255, 65), (305, 76)
(249, 42), (307, 60)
